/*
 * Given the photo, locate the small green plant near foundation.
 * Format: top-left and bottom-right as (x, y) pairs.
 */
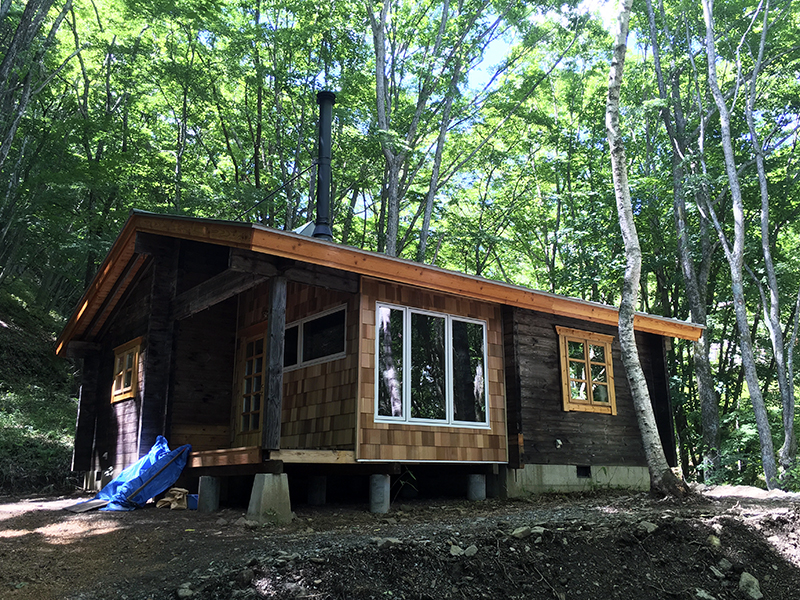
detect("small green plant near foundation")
(391, 467), (417, 503)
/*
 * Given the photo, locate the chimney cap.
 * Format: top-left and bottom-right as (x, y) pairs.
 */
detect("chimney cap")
(316, 90), (337, 105)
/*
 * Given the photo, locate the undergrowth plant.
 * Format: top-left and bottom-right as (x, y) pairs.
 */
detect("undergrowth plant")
(0, 288), (78, 495)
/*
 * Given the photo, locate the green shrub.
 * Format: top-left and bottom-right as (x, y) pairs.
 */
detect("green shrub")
(0, 289), (79, 495)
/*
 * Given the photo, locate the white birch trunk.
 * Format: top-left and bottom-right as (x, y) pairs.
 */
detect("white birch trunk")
(701, 0), (778, 488)
(606, 0), (685, 495)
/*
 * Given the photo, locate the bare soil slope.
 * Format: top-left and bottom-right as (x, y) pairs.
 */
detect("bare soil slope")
(2, 488), (799, 600)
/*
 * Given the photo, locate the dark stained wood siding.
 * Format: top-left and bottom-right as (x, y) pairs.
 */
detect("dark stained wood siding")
(72, 351), (101, 471)
(138, 236), (179, 457)
(168, 297), (237, 452)
(639, 333), (678, 467)
(91, 263), (154, 472)
(504, 306), (675, 468)
(176, 239), (231, 294)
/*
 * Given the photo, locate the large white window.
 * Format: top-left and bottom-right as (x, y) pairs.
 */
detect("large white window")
(375, 303), (489, 428)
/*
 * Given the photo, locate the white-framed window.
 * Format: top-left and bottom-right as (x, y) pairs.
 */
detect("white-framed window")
(375, 303), (489, 428)
(283, 305), (347, 371)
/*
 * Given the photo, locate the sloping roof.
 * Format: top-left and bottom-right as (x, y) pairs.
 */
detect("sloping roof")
(56, 210), (703, 355)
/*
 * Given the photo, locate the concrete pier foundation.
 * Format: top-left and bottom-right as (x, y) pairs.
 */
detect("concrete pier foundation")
(369, 474), (391, 513)
(247, 473), (293, 524)
(467, 474), (486, 501)
(198, 476), (221, 512)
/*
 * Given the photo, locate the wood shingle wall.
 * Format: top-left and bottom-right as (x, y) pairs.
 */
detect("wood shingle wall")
(235, 281), (359, 450)
(91, 263), (153, 472)
(357, 277), (507, 463)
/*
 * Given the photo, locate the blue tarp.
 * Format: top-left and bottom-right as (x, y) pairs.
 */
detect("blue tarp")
(93, 436), (191, 511)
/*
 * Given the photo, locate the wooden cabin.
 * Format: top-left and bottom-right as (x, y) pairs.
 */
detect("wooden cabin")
(58, 211), (702, 514)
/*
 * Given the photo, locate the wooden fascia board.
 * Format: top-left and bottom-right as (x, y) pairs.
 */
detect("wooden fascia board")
(56, 218), (140, 355)
(129, 214), (705, 341)
(57, 212), (703, 355)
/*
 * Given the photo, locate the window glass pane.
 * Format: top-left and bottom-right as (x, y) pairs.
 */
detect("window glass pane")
(123, 370), (132, 389)
(590, 344), (605, 362)
(452, 320), (486, 422)
(245, 359), (253, 376)
(570, 380), (587, 401)
(411, 312), (446, 420)
(568, 340), (584, 360)
(125, 352), (134, 369)
(569, 360), (585, 381)
(254, 375), (262, 392)
(591, 364), (606, 383)
(243, 397), (250, 413)
(377, 307), (404, 417)
(284, 326), (298, 367)
(253, 394), (260, 412)
(244, 378), (251, 394)
(302, 310), (345, 362)
(255, 356), (263, 374)
(593, 383), (609, 403)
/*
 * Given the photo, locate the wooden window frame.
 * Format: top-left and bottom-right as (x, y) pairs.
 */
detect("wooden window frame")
(111, 337), (142, 403)
(234, 305), (347, 435)
(238, 335), (265, 434)
(284, 305), (347, 372)
(556, 326), (617, 415)
(374, 303), (490, 429)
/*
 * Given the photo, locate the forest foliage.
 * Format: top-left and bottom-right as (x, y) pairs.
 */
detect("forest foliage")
(1, 0), (799, 491)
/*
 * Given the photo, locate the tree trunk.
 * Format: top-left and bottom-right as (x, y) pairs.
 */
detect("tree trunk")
(701, 0), (778, 488)
(606, 0), (687, 496)
(743, 0), (796, 474)
(643, 0), (720, 480)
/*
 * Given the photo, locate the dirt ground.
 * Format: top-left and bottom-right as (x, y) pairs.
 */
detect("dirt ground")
(2, 486), (800, 600)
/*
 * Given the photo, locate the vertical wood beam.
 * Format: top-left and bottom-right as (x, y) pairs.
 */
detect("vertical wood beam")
(262, 276), (287, 450)
(647, 334), (678, 467)
(138, 234), (179, 456)
(72, 351), (101, 471)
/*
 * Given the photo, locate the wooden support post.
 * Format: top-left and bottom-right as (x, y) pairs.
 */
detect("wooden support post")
(138, 233), (179, 457)
(72, 351), (101, 472)
(308, 475), (327, 505)
(262, 276), (287, 451)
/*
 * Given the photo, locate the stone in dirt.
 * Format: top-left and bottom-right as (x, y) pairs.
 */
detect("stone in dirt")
(717, 558), (733, 572)
(738, 572), (763, 600)
(511, 526), (532, 539)
(639, 521), (658, 534)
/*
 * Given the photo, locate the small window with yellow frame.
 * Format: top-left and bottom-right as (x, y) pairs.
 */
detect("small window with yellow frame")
(111, 337), (142, 403)
(556, 326), (616, 415)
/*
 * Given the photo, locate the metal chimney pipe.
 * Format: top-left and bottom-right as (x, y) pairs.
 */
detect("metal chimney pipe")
(312, 90), (336, 241)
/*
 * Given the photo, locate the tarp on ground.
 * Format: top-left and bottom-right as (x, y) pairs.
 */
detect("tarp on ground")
(73, 436), (191, 511)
